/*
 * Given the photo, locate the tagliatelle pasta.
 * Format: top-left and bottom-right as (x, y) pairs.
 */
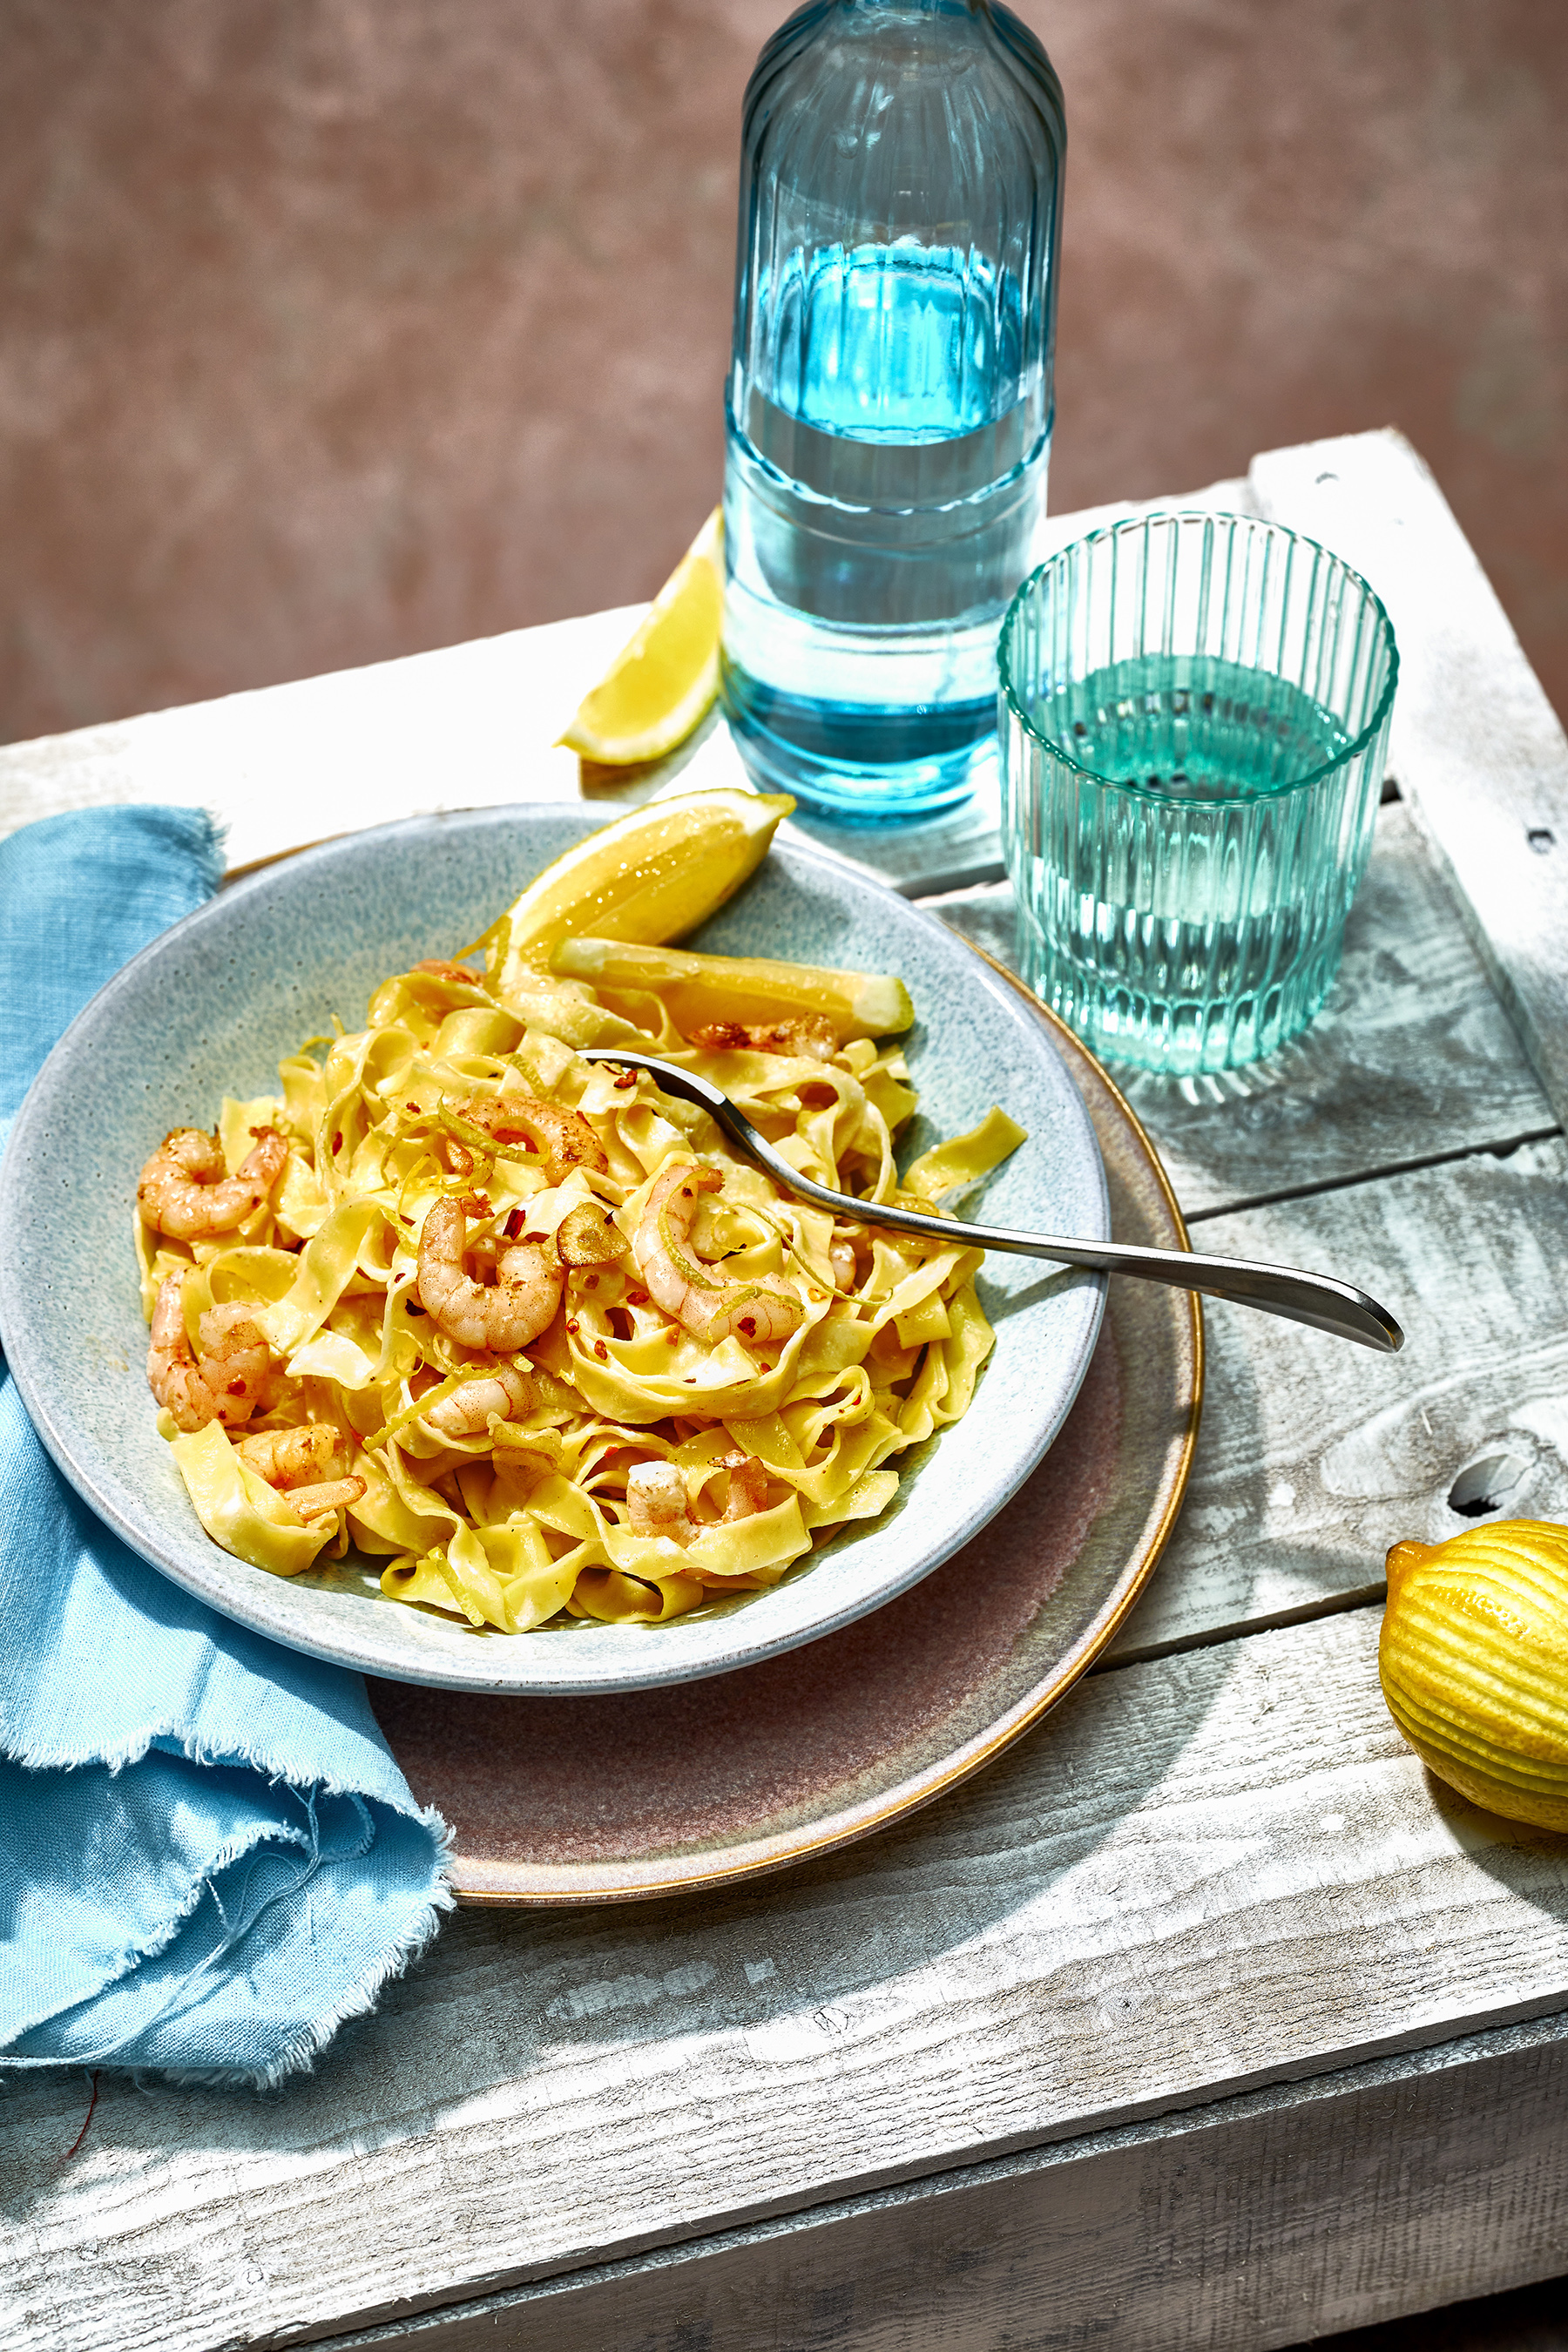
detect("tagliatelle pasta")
(135, 937), (1024, 1637)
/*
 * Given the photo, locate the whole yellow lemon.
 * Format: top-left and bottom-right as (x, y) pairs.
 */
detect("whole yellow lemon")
(1381, 1519), (1568, 1829)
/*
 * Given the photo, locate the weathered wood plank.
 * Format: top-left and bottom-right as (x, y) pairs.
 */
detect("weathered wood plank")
(1108, 1134), (1568, 1660)
(933, 807), (1566, 1666)
(1251, 429), (1568, 1137)
(10, 1607), (1568, 2352)
(285, 2011), (1568, 2352)
(0, 605), (625, 866)
(928, 799), (1555, 1219)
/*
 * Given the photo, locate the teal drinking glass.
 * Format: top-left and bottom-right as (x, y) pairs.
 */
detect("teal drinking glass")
(998, 512), (1399, 1075)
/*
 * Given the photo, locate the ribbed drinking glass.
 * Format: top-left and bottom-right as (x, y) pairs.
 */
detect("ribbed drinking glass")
(999, 512), (1399, 1075)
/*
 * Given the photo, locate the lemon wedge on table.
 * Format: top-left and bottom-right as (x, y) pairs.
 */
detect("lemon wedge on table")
(488, 787), (794, 990)
(558, 509), (724, 765)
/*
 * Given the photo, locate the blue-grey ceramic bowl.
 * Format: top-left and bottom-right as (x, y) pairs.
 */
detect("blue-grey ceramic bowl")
(0, 807), (1107, 1693)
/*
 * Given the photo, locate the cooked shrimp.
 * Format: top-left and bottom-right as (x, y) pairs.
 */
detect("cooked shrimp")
(626, 1459), (696, 1546)
(138, 1126), (287, 1240)
(829, 1236), (860, 1293)
(423, 1359), (536, 1437)
(689, 1015), (837, 1064)
(632, 1161), (805, 1352)
(147, 1276), (273, 1431)
(414, 959), (483, 986)
(416, 1198), (563, 1350)
(233, 1425), (366, 1519)
(285, 1478), (366, 1521)
(441, 1096), (608, 1186)
(236, 1425), (341, 1486)
(720, 1452), (771, 1523)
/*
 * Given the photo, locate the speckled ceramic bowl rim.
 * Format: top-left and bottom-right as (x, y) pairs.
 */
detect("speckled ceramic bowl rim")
(0, 806), (1108, 1694)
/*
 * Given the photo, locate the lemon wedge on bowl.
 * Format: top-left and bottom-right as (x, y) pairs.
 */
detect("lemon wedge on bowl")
(558, 509), (724, 765)
(551, 936), (914, 1043)
(488, 787), (794, 989)
(1380, 1519), (1568, 1828)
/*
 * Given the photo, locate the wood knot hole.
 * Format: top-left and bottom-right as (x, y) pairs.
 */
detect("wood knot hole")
(1448, 1451), (1528, 1519)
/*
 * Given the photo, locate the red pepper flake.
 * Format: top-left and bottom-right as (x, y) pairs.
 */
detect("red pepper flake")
(584, 1274), (598, 1289)
(627, 1289), (648, 1306)
(738, 1316), (756, 1338)
(565, 1319), (580, 1335)
(504, 1208), (526, 1239)
(613, 1070), (637, 1090)
(758, 1362), (772, 1372)
(226, 1378), (248, 1397)
(331, 1134), (342, 1155)
(405, 1101), (421, 1113)
(522, 1137), (537, 1152)
(594, 1340), (609, 1361)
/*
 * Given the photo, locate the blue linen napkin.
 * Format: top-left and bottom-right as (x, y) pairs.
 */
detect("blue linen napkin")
(0, 807), (449, 2086)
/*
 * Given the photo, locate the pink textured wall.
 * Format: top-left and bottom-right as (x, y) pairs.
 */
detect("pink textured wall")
(1, 0), (1564, 743)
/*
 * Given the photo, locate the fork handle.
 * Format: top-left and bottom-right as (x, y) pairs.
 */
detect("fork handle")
(579, 1048), (1404, 1353)
(880, 1213), (1402, 1351)
(762, 1168), (1401, 1352)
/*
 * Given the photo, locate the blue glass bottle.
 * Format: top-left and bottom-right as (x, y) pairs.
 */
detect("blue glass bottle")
(721, 0), (1065, 822)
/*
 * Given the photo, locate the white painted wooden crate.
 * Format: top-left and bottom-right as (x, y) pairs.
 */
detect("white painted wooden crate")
(4, 429), (1567, 2352)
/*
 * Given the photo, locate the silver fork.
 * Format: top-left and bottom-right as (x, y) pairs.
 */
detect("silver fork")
(579, 1047), (1403, 1353)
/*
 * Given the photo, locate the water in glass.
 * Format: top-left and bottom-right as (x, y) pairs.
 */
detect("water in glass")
(1001, 517), (1398, 1074)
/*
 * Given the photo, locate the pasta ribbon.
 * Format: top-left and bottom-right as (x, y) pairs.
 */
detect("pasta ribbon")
(170, 1423), (341, 1577)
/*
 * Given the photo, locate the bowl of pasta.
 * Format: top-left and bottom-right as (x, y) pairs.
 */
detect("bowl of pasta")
(0, 801), (1108, 1693)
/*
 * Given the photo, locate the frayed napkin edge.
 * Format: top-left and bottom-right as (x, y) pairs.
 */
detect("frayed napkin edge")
(0, 1797), (455, 2091)
(3, 1713), (409, 1787)
(155, 1872), (456, 2092)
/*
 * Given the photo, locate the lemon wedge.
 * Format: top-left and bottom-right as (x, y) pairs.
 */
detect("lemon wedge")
(559, 509), (724, 764)
(551, 936), (914, 1042)
(1381, 1519), (1568, 1828)
(489, 787), (794, 988)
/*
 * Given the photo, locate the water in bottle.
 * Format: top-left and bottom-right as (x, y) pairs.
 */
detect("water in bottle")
(722, 0), (1065, 821)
